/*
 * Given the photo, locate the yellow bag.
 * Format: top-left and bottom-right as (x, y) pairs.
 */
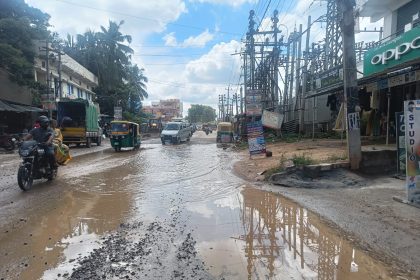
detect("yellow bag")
(55, 145), (71, 165)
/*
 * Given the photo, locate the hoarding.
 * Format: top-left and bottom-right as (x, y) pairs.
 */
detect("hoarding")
(245, 89), (262, 116)
(396, 112), (406, 174)
(404, 100), (420, 205)
(247, 121), (266, 156)
(364, 26), (420, 76)
(114, 106), (122, 120)
(262, 110), (284, 129)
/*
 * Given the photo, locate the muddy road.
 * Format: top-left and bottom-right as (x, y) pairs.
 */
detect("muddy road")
(0, 131), (409, 279)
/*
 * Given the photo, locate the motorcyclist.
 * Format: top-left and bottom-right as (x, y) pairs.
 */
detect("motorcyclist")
(23, 116), (57, 172)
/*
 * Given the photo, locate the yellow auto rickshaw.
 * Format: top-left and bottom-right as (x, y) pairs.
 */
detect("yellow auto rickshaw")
(216, 122), (233, 143)
(110, 121), (141, 152)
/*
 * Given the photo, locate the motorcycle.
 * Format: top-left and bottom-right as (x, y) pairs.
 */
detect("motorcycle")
(0, 134), (17, 151)
(17, 140), (57, 191)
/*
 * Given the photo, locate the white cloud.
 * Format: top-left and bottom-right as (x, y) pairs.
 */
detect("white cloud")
(26, 0), (188, 38)
(163, 30), (215, 48)
(163, 32), (178, 47)
(142, 40), (242, 115)
(183, 29), (214, 47)
(185, 40), (241, 83)
(189, 0), (257, 8)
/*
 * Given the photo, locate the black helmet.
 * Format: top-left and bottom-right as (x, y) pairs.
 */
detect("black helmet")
(38, 115), (50, 128)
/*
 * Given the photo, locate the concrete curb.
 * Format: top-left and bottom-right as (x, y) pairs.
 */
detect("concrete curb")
(269, 161), (350, 183)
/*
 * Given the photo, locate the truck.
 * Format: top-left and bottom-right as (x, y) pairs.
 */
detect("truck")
(147, 117), (163, 132)
(57, 99), (102, 147)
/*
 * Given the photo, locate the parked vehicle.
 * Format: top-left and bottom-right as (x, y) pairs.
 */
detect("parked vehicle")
(17, 140), (57, 191)
(0, 125), (18, 151)
(110, 121), (141, 152)
(58, 99), (102, 147)
(160, 122), (191, 144)
(147, 117), (163, 132)
(203, 124), (212, 135)
(216, 122), (234, 143)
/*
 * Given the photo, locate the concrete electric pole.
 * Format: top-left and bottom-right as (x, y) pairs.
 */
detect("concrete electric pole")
(338, 0), (361, 169)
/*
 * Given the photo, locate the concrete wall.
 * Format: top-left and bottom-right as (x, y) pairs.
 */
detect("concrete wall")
(0, 69), (32, 105)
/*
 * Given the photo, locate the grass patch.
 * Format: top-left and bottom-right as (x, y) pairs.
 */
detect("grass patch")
(325, 154), (348, 162)
(264, 153), (288, 180)
(264, 166), (285, 180)
(292, 154), (315, 166)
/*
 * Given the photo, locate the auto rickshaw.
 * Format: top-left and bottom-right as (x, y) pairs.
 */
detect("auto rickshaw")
(216, 122), (233, 143)
(110, 121), (141, 151)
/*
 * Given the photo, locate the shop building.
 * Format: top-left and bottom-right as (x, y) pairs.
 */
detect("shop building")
(358, 0), (420, 140)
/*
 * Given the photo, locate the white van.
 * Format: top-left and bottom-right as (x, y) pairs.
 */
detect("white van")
(160, 122), (191, 144)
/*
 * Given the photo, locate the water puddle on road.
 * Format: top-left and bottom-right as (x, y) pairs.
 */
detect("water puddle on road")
(0, 140), (409, 279)
(187, 186), (397, 279)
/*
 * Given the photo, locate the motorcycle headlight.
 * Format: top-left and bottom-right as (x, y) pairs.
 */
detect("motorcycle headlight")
(37, 149), (45, 155)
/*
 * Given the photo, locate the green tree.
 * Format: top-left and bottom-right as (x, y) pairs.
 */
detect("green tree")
(0, 0), (50, 85)
(187, 104), (216, 123)
(63, 20), (148, 116)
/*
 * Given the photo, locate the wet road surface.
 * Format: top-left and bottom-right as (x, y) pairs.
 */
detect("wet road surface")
(0, 131), (408, 279)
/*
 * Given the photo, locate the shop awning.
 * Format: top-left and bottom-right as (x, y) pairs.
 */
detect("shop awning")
(0, 100), (45, 112)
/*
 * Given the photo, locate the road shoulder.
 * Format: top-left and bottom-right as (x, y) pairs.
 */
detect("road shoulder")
(233, 140), (420, 278)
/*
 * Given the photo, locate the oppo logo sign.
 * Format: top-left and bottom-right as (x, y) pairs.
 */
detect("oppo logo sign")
(371, 36), (420, 65)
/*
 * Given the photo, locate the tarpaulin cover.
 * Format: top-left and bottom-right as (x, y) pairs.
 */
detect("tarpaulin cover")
(0, 99), (45, 112)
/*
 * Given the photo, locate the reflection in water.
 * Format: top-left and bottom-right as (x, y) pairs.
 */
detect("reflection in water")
(238, 187), (393, 280)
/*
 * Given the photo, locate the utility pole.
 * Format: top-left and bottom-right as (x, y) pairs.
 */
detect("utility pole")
(226, 86), (231, 121)
(57, 45), (63, 99)
(288, 33), (296, 121)
(235, 92), (239, 116)
(272, 10), (280, 110)
(240, 87), (244, 114)
(295, 24), (303, 123)
(338, 0), (361, 169)
(283, 41), (290, 118)
(45, 39), (52, 118)
(300, 16), (311, 134)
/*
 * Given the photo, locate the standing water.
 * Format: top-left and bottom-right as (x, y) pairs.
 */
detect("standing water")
(0, 137), (404, 279)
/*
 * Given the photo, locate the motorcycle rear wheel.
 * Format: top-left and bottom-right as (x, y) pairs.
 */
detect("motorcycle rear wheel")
(18, 166), (33, 191)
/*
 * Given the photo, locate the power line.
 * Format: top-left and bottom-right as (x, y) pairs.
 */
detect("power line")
(50, 0), (242, 36)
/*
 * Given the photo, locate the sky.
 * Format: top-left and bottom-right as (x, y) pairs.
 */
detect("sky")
(25, 0), (383, 116)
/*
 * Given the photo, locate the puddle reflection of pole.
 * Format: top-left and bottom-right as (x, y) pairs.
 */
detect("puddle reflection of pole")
(239, 189), (356, 279)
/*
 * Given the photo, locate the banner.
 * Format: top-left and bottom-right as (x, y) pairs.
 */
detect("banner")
(348, 112), (360, 131)
(245, 89), (262, 116)
(395, 112), (406, 174)
(262, 110), (284, 129)
(114, 106), (122, 120)
(247, 121), (266, 156)
(404, 100), (420, 205)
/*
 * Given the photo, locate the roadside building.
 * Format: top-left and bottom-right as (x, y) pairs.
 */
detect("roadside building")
(142, 99), (183, 122)
(0, 42), (99, 135)
(34, 41), (99, 111)
(358, 0), (420, 139)
(301, 0), (420, 139)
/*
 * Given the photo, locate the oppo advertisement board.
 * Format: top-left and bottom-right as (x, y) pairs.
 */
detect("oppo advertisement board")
(364, 26), (420, 76)
(404, 100), (420, 205)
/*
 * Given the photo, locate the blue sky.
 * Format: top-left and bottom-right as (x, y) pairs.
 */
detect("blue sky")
(26, 0), (382, 116)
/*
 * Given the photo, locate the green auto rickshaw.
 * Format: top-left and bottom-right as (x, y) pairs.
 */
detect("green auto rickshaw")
(110, 121), (141, 151)
(216, 122), (233, 143)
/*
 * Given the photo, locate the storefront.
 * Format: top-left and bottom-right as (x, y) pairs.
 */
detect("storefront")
(359, 25), (420, 140)
(0, 99), (46, 135)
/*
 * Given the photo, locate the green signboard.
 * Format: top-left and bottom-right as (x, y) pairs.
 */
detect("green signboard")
(364, 26), (420, 76)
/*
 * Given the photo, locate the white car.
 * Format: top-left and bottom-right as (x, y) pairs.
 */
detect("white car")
(160, 122), (191, 144)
